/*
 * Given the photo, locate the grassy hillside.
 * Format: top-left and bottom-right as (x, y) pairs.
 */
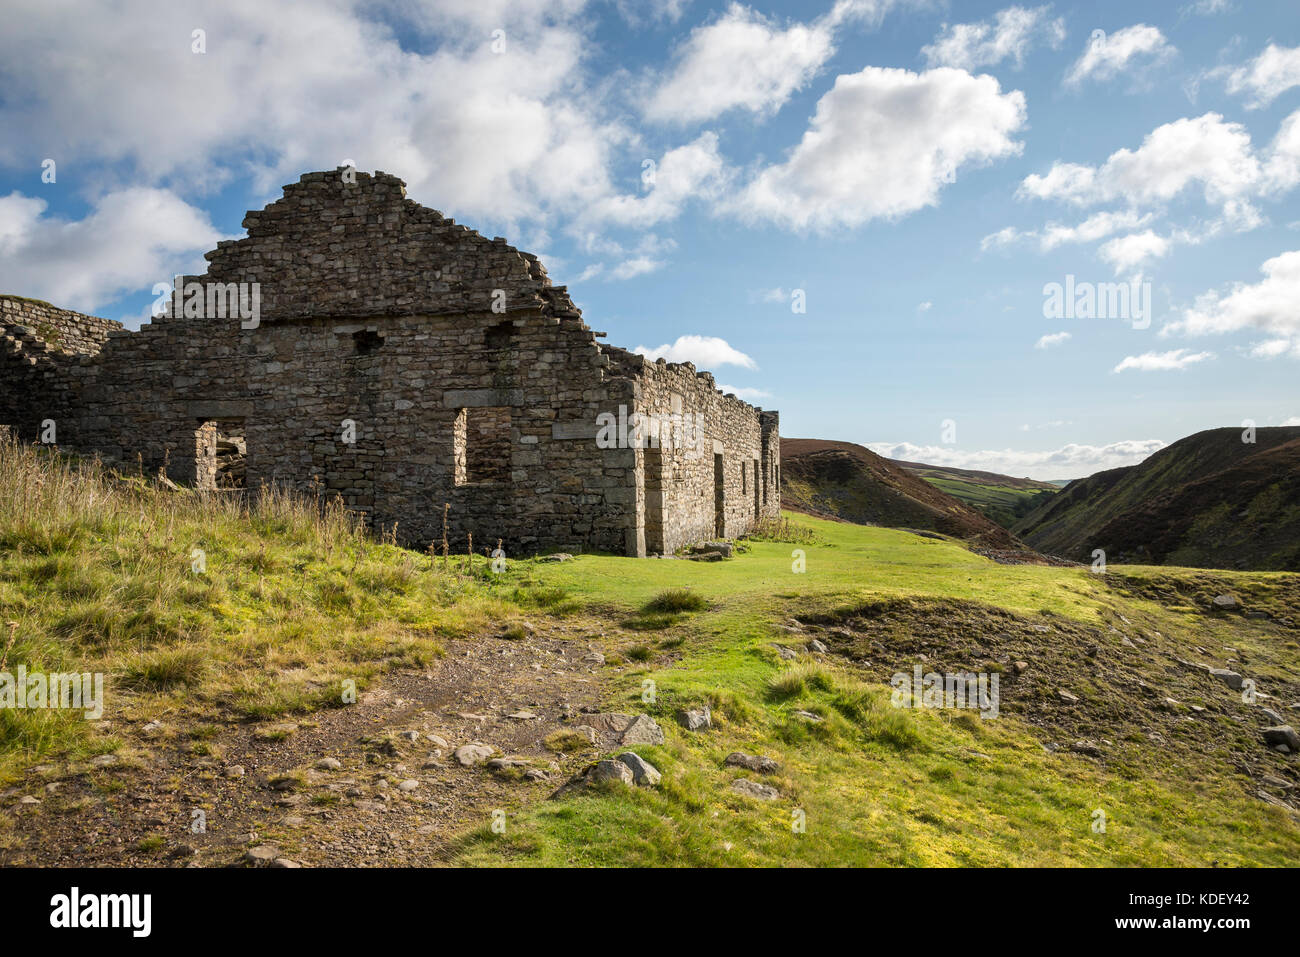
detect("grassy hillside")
(886, 460), (1059, 528)
(1015, 427), (1300, 570)
(3, 441), (1298, 867)
(780, 438), (1024, 548)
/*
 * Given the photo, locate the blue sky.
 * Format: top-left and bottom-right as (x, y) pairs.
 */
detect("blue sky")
(2, 0), (1298, 478)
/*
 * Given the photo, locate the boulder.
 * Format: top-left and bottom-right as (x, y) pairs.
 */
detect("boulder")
(676, 707), (712, 732)
(1209, 668), (1244, 691)
(453, 743), (495, 767)
(620, 714), (666, 746)
(731, 778), (780, 801)
(1263, 726), (1300, 750)
(725, 752), (780, 774)
(616, 752), (661, 786)
(587, 760), (634, 787)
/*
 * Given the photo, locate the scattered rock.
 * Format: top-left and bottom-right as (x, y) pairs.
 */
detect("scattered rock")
(1056, 689), (1079, 705)
(397, 779), (419, 792)
(731, 778), (780, 801)
(454, 743), (496, 767)
(316, 757), (342, 771)
(271, 858), (302, 868)
(1070, 740), (1103, 757)
(245, 845), (278, 866)
(676, 707), (712, 732)
(807, 639), (828, 654)
(772, 644), (798, 660)
(584, 712), (635, 734)
(725, 752), (780, 774)
(1211, 594), (1240, 610)
(507, 710), (539, 720)
(537, 553), (574, 563)
(1013, 661), (1029, 675)
(583, 652), (606, 665)
(18, 795), (40, 805)
(791, 710), (823, 722)
(587, 760), (634, 787)
(399, 730), (420, 743)
(616, 751), (661, 786)
(425, 734), (450, 749)
(620, 714), (666, 746)
(141, 720), (165, 739)
(90, 753), (119, 767)
(225, 765), (246, 779)
(1263, 726), (1300, 751)
(1209, 668), (1244, 691)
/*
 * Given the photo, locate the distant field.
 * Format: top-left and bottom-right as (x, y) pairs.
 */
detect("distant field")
(890, 461), (1059, 528)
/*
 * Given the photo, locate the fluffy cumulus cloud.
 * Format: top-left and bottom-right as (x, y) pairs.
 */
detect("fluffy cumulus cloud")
(1035, 330), (1071, 348)
(1000, 109), (1300, 275)
(1065, 23), (1175, 87)
(864, 438), (1167, 481)
(0, 188), (225, 312)
(644, 3), (837, 123)
(586, 133), (729, 227)
(1112, 348), (1215, 373)
(633, 334), (758, 369)
(0, 1), (672, 233)
(1166, 249), (1300, 357)
(921, 5), (1065, 71)
(1214, 43), (1300, 109)
(729, 66), (1026, 230)
(716, 384), (773, 402)
(1098, 230), (1170, 273)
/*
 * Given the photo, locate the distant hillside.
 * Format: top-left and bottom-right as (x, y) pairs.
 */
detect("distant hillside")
(780, 438), (1023, 549)
(1013, 427), (1300, 571)
(890, 459), (1059, 528)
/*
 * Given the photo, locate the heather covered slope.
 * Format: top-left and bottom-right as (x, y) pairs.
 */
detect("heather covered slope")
(1014, 427), (1300, 570)
(780, 438), (1022, 549)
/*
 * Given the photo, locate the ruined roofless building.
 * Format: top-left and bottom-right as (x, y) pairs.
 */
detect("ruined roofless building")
(0, 169), (780, 557)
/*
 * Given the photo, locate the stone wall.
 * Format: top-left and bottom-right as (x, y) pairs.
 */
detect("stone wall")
(0, 296), (122, 442)
(0, 170), (779, 557)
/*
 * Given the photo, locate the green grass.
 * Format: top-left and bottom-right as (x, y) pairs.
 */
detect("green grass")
(451, 512), (1300, 867)
(3, 440), (1297, 867)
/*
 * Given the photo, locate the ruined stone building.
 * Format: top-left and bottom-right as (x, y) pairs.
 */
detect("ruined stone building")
(0, 170), (780, 557)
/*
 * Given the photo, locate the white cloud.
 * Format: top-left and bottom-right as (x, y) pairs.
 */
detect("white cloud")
(644, 3), (836, 123)
(866, 438), (1166, 480)
(0, 188), (225, 312)
(1098, 230), (1170, 273)
(1065, 24), (1174, 87)
(1018, 113), (1275, 210)
(728, 65), (1025, 230)
(1038, 209), (1153, 250)
(587, 133), (729, 227)
(1035, 331), (1071, 348)
(1282, 415), (1300, 425)
(917, 300), (933, 311)
(1112, 348), (1215, 373)
(921, 5), (1065, 71)
(633, 334), (758, 369)
(1168, 249), (1300, 344)
(717, 384), (773, 402)
(0, 0), (690, 248)
(1182, 0), (1231, 14)
(609, 256), (666, 280)
(1214, 43), (1300, 109)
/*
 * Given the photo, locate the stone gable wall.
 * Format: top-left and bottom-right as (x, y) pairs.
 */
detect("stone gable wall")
(0, 171), (779, 557)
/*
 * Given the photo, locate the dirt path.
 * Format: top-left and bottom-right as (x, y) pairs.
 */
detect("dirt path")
(1, 628), (620, 867)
